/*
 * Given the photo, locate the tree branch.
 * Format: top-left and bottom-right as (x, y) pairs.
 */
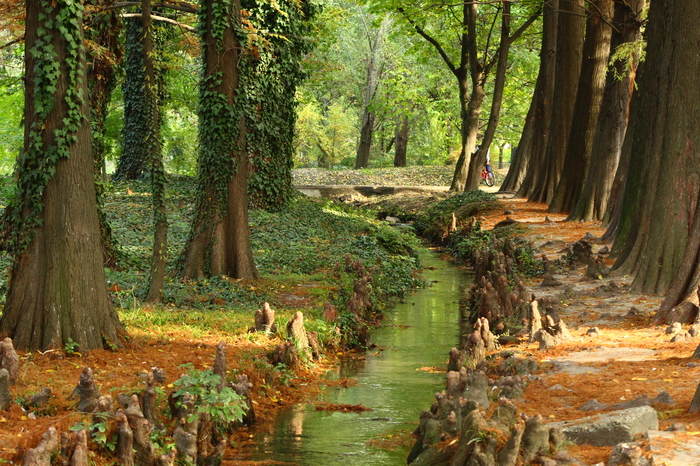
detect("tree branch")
(508, 5), (543, 44)
(103, 1), (198, 14)
(397, 7), (458, 77)
(121, 12), (196, 31)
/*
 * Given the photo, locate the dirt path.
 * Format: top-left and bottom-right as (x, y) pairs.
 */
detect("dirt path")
(480, 195), (700, 464)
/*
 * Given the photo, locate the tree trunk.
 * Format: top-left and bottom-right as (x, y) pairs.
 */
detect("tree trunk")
(450, 70), (483, 191)
(355, 110), (375, 169)
(86, 0), (122, 268)
(180, 0), (258, 281)
(611, 0), (700, 302)
(114, 15), (148, 181)
(511, 0), (558, 197)
(472, 1), (513, 179)
(0, 0), (124, 351)
(525, 0), (585, 204)
(549, 0), (613, 214)
(354, 17), (388, 169)
(393, 115), (409, 167)
(143, 0), (168, 304)
(568, 0), (645, 222)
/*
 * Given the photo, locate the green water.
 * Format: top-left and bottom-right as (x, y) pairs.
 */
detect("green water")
(233, 250), (469, 465)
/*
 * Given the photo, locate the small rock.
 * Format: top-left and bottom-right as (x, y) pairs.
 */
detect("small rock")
(586, 327), (600, 338)
(30, 388), (52, 408)
(666, 322), (683, 335)
(689, 325), (700, 338)
(579, 399), (608, 412)
(665, 422), (686, 432)
(504, 209), (513, 215)
(547, 384), (568, 391)
(541, 275), (563, 287)
(651, 391), (676, 406)
(584, 232), (597, 240)
(608, 442), (642, 466)
(385, 216), (400, 225)
(670, 332), (688, 343)
(597, 246), (610, 255)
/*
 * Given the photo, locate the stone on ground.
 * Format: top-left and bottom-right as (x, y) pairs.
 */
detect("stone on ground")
(547, 406), (658, 446)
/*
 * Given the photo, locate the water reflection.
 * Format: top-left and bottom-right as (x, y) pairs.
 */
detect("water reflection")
(232, 250), (471, 465)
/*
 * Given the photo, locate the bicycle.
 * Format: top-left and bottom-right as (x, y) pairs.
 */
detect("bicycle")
(481, 167), (495, 187)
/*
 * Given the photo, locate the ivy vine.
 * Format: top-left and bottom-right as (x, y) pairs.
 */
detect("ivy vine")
(9, 0), (87, 253)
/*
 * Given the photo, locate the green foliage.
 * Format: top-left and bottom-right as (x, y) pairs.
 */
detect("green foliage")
(413, 191), (501, 237)
(64, 338), (79, 355)
(70, 415), (117, 452)
(243, 0), (319, 210)
(172, 363), (246, 425)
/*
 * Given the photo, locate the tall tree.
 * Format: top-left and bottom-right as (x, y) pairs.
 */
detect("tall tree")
(355, 14), (390, 169)
(85, 0), (123, 268)
(519, 0), (585, 203)
(180, 0), (258, 280)
(246, 0), (317, 210)
(384, 0), (539, 191)
(142, 0), (168, 303)
(502, 0), (558, 194)
(611, 0), (700, 311)
(0, 0), (123, 351)
(548, 0), (613, 214)
(568, 0), (645, 222)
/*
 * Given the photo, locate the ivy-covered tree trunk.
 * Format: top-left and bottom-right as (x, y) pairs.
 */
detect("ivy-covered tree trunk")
(568, 0), (645, 222)
(142, 0), (168, 303)
(548, 0), (613, 214)
(180, 0), (258, 280)
(612, 0), (700, 303)
(245, 0), (317, 210)
(0, 0), (124, 351)
(114, 14), (149, 180)
(86, 0), (122, 269)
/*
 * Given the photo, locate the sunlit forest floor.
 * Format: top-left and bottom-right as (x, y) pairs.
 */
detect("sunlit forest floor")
(1, 167), (698, 464)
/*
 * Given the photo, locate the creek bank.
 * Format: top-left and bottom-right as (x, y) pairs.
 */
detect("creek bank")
(357, 192), (700, 465)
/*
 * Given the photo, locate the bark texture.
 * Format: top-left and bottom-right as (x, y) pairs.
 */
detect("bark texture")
(509, 0), (558, 196)
(524, 0), (585, 204)
(568, 0), (645, 222)
(0, 1), (123, 351)
(549, 0), (613, 214)
(611, 1), (700, 309)
(180, 0), (258, 280)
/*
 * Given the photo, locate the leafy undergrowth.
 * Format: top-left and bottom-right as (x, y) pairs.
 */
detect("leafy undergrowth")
(292, 166), (454, 186)
(0, 175), (425, 462)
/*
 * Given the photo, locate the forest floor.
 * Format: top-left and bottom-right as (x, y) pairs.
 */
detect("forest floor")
(475, 195), (700, 465)
(2, 166), (699, 465)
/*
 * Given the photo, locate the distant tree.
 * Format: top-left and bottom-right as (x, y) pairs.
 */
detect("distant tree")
(179, 0), (258, 280)
(371, 0), (539, 190)
(0, 0), (123, 351)
(355, 14), (390, 169)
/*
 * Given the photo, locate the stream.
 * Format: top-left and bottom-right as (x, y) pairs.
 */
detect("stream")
(233, 249), (471, 465)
